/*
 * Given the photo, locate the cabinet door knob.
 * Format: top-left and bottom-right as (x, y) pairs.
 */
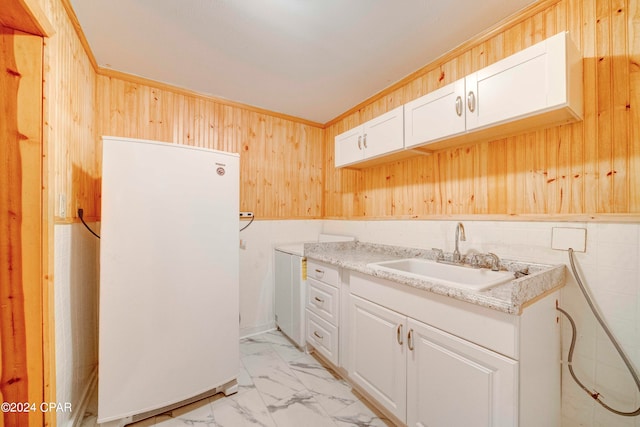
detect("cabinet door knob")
(314, 269), (324, 278)
(363, 133), (368, 148)
(357, 135), (362, 150)
(407, 329), (415, 351)
(314, 296), (324, 304)
(455, 96), (463, 116)
(467, 91), (476, 113)
(396, 324), (404, 345)
(313, 331), (323, 340)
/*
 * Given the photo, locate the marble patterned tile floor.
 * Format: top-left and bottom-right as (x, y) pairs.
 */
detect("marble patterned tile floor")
(80, 330), (393, 427)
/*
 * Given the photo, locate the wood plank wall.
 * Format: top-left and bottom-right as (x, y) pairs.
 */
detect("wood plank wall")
(324, 0), (640, 220)
(95, 76), (325, 219)
(39, 0), (98, 223)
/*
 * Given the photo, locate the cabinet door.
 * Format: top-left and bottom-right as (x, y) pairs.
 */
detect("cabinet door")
(404, 79), (466, 148)
(406, 318), (518, 427)
(349, 295), (407, 422)
(465, 40), (549, 131)
(335, 125), (364, 167)
(362, 105), (404, 159)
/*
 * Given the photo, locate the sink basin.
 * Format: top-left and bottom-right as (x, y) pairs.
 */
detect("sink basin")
(367, 258), (515, 291)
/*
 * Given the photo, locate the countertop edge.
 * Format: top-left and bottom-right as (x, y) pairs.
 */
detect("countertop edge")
(304, 242), (566, 315)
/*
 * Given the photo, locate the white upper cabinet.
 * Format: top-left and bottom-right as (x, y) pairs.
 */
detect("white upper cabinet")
(404, 79), (466, 148)
(403, 31), (583, 152)
(335, 106), (404, 168)
(465, 31), (582, 132)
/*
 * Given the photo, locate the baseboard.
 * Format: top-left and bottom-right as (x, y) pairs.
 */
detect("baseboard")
(69, 366), (98, 427)
(239, 323), (276, 339)
(307, 347), (403, 427)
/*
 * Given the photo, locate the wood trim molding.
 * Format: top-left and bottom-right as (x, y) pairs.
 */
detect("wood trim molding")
(59, 0), (98, 70)
(323, 214), (640, 224)
(0, 0), (55, 37)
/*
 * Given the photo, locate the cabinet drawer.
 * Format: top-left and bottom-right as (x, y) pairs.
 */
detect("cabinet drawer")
(307, 259), (340, 287)
(307, 278), (339, 326)
(306, 309), (339, 365)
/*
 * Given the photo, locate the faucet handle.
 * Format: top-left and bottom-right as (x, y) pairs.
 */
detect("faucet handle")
(486, 252), (501, 271)
(431, 248), (444, 261)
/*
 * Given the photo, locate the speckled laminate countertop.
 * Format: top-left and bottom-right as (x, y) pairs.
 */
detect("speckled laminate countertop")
(304, 241), (565, 315)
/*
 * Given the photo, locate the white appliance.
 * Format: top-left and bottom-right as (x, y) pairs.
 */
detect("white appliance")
(98, 136), (239, 426)
(274, 234), (353, 347)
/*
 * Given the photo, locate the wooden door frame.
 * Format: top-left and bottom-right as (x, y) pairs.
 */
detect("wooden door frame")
(1, 2), (54, 427)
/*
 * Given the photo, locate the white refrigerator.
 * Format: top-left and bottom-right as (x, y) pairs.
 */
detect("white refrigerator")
(98, 136), (239, 425)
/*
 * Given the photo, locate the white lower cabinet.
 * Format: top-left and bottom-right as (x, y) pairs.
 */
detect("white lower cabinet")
(350, 295), (517, 426)
(406, 318), (518, 427)
(347, 271), (559, 427)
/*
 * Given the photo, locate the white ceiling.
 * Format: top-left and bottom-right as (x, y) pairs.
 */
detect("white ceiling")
(70, 0), (538, 124)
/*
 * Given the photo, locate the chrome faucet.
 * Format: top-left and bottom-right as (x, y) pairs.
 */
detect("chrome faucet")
(453, 222), (466, 263)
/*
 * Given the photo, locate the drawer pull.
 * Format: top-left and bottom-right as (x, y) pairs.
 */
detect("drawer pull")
(407, 329), (415, 351)
(314, 296), (324, 304)
(313, 331), (323, 340)
(396, 324), (403, 345)
(314, 269), (325, 279)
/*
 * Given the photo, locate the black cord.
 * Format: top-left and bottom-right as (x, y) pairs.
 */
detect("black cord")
(78, 208), (100, 239)
(240, 215), (254, 232)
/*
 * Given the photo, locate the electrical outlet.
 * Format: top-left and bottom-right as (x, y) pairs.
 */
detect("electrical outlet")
(551, 227), (586, 252)
(239, 212), (254, 218)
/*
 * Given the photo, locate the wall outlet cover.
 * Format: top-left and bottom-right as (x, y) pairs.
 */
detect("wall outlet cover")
(551, 227), (586, 252)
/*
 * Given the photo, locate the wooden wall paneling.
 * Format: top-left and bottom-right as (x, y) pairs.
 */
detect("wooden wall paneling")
(427, 155), (439, 215)
(0, 26), (44, 427)
(596, 0), (614, 213)
(567, 123), (584, 214)
(545, 126), (560, 213)
(45, 0), (97, 223)
(487, 138), (508, 213)
(631, 0), (640, 212)
(475, 141), (489, 214)
(582, 0), (599, 214)
(97, 76), (324, 219)
(611, 0), (630, 213)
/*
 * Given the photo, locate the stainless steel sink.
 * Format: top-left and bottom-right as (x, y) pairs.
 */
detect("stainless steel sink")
(367, 258), (515, 291)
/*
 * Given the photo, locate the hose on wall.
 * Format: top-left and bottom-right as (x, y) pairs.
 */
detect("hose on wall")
(557, 248), (640, 417)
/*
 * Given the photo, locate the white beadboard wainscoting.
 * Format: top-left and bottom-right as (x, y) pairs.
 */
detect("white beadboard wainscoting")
(54, 223), (100, 427)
